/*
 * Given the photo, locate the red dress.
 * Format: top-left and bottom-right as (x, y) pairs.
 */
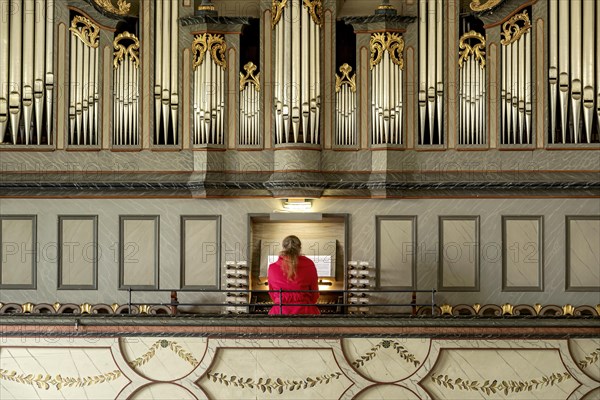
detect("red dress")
(268, 255), (320, 315)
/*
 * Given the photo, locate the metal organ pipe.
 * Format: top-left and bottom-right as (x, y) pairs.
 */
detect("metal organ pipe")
(458, 31), (486, 145)
(192, 33), (227, 145)
(113, 32), (140, 146)
(549, 0), (598, 144)
(68, 16), (99, 146)
(154, 0), (178, 145)
(419, 0), (443, 145)
(335, 64), (357, 146)
(500, 10), (531, 145)
(0, 0), (54, 145)
(239, 62), (260, 146)
(370, 32), (404, 145)
(272, 0), (322, 144)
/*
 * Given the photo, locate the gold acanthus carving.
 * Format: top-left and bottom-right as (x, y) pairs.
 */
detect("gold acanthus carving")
(271, 0), (288, 28)
(303, 0), (323, 26)
(470, 0), (505, 12)
(370, 32), (404, 70)
(94, 0), (131, 16)
(240, 62), (260, 92)
(113, 31), (140, 69)
(69, 16), (100, 48)
(500, 10), (531, 46)
(192, 33), (227, 70)
(335, 64), (356, 93)
(459, 30), (486, 69)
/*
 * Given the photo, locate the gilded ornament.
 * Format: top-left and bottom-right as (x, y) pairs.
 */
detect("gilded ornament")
(335, 64), (356, 93)
(53, 302), (61, 311)
(501, 303), (514, 315)
(469, 0), (504, 12)
(21, 302), (34, 313)
(80, 303), (92, 314)
(138, 304), (151, 314)
(500, 10), (531, 46)
(240, 62), (260, 92)
(111, 303), (119, 312)
(94, 0), (131, 16)
(370, 32), (404, 70)
(534, 303), (543, 314)
(440, 304), (453, 315)
(458, 30), (486, 69)
(69, 16), (100, 48)
(192, 33), (227, 70)
(562, 304), (575, 316)
(113, 31), (140, 69)
(271, 0), (288, 28)
(303, 0), (323, 26)
(472, 303), (481, 313)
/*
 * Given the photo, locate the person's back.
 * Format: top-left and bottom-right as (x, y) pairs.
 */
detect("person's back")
(268, 236), (320, 315)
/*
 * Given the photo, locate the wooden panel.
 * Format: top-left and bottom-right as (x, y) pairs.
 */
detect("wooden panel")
(502, 216), (543, 291)
(376, 216), (416, 289)
(119, 216), (159, 289)
(59, 216), (97, 289)
(181, 216), (221, 289)
(0, 216), (36, 289)
(439, 217), (479, 291)
(566, 216), (600, 291)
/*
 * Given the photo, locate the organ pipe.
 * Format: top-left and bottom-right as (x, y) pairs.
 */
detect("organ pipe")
(370, 32), (404, 145)
(113, 32), (140, 146)
(0, 0), (54, 145)
(192, 33), (227, 145)
(458, 30), (486, 145)
(335, 64), (357, 146)
(239, 62), (261, 146)
(418, 0), (443, 145)
(272, 0), (322, 144)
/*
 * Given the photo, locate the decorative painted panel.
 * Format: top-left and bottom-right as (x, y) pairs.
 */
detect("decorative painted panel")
(58, 215), (98, 290)
(376, 216), (416, 289)
(119, 216), (159, 290)
(0, 215), (36, 289)
(1, 336), (598, 400)
(502, 216), (543, 291)
(566, 216), (600, 291)
(181, 216), (221, 290)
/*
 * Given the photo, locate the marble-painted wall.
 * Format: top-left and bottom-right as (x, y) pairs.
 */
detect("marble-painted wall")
(1, 335), (598, 399)
(0, 197), (598, 308)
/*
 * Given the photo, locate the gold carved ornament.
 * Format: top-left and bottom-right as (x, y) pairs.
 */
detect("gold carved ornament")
(335, 63), (356, 93)
(458, 30), (486, 69)
(113, 31), (140, 69)
(192, 33), (227, 70)
(69, 16), (100, 48)
(271, 0), (288, 28)
(240, 62), (260, 92)
(370, 32), (404, 70)
(94, 0), (131, 16)
(303, 0), (323, 26)
(500, 10), (531, 46)
(469, 0), (505, 12)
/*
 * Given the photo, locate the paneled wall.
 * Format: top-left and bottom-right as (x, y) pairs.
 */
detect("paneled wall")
(0, 198), (598, 308)
(1, 334), (598, 399)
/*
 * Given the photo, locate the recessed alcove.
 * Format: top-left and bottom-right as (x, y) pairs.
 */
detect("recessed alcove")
(247, 213), (349, 313)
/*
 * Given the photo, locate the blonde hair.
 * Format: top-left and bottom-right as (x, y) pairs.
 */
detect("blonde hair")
(280, 235), (302, 280)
